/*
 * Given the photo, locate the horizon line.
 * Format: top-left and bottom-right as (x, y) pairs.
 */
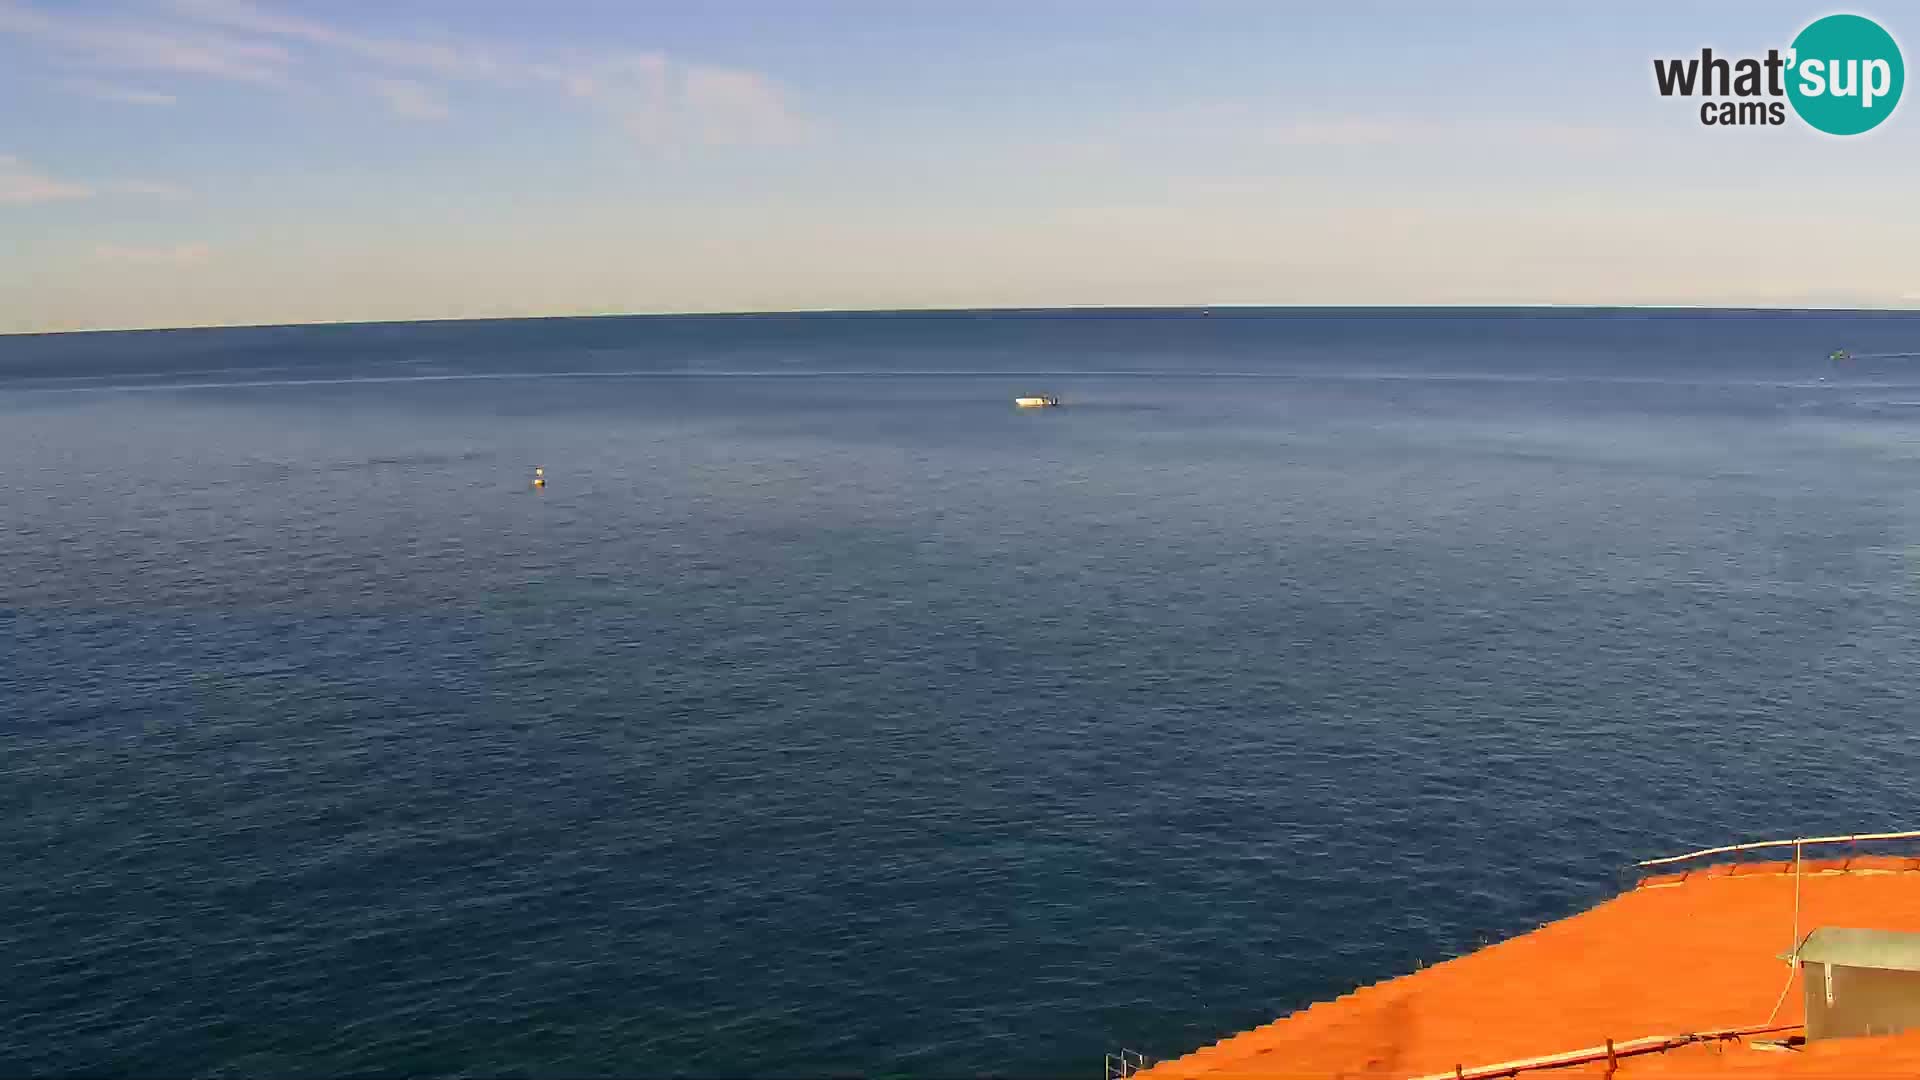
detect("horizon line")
(8, 301), (1920, 340)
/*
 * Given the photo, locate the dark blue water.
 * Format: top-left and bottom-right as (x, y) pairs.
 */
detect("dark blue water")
(5, 309), (1920, 1078)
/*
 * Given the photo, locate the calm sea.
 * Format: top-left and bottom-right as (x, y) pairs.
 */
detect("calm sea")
(4, 309), (1920, 1078)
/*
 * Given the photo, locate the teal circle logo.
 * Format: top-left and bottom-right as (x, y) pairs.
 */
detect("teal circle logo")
(1787, 14), (1904, 135)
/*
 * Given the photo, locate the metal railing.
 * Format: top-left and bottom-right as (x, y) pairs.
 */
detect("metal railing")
(1636, 829), (1920, 870)
(1104, 1048), (1150, 1079)
(1632, 829), (1920, 987)
(1403, 1023), (1798, 1080)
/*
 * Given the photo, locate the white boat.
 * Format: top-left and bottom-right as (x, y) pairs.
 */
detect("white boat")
(1014, 395), (1060, 408)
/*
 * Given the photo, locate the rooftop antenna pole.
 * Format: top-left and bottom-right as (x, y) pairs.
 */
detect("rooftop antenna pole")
(1762, 839), (1806, 1026)
(1793, 838), (1803, 954)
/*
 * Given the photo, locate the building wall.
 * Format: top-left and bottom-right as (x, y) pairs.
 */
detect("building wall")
(1804, 964), (1920, 1041)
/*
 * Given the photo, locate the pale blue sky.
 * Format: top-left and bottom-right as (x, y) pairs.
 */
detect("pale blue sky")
(3, 1), (1917, 333)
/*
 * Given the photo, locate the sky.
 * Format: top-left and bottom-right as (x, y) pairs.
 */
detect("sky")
(3, 1), (1918, 334)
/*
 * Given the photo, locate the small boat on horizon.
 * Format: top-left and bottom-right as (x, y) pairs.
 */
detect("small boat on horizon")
(1014, 395), (1060, 408)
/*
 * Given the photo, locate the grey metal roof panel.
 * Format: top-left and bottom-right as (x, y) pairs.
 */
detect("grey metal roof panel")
(1787, 928), (1920, 971)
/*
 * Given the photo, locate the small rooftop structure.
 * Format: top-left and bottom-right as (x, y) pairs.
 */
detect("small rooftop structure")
(1787, 927), (1920, 1042)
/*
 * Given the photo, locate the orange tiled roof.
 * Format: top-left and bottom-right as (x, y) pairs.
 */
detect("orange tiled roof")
(1139, 857), (1920, 1079)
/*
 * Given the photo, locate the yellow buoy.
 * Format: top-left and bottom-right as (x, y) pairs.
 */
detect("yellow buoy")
(532, 465), (546, 488)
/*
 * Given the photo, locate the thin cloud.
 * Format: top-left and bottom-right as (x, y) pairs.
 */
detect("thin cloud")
(1258, 114), (1630, 151)
(681, 65), (803, 146)
(1082, 102), (1630, 153)
(0, 154), (92, 204)
(370, 77), (449, 121)
(561, 54), (806, 148)
(165, 0), (354, 44)
(94, 242), (212, 266)
(164, 0), (805, 147)
(0, 1), (290, 83)
(0, 156), (189, 204)
(61, 78), (178, 106)
(168, 0), (505, 79)
(1260, 118), (1409, 147)
(549, 52), (669, 141)
(4, 0), (809, 150)
(105, 180), (191, 198)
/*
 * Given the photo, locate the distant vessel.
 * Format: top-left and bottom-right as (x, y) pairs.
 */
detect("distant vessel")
(1014, 396), (1060, 408)
(1831, 349), (1852, 362)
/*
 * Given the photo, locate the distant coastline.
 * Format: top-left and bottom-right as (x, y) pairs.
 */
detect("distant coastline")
(9, 302), (1920, 341)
